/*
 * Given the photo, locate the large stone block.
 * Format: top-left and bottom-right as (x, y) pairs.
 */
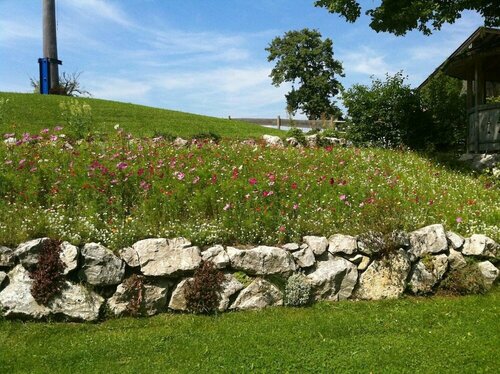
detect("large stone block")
(227, 246), (296, 275)
(132, 238), (202, 277)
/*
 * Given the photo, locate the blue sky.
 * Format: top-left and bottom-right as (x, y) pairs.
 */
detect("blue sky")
(0, 0), (485, 118)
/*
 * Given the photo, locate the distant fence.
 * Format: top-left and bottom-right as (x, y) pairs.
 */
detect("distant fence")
(229, 116), (346, 130)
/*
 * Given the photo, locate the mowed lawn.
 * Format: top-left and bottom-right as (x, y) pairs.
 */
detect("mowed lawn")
(0, 92), (283, 139)
(1, 288), (498, 373)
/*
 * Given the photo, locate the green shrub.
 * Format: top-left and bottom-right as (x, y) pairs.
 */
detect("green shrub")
(419, 72), (466, 151)
(285, 127), (306, 146)
(185, 261), (225, 314)
(439, 264), (488, 295)
(29, 239), (65, 305)
(152, 129), (176, 141)
(284, 273), (312, 306)
(342, 72), (427, 149)
(59, 98), (93, 140)
(191, 131), (221, 143)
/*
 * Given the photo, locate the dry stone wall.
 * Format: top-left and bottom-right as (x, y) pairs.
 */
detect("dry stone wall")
(0, 224), (498, 322)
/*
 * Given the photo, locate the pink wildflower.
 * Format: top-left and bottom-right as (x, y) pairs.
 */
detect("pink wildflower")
(175, 172), (185, 180)
(140, 180), (151, 191)
(456, 217), (463, 223)
(249, 178), (257, 186)
(192, 176), (200, 184)
(223, 203), (231, 211)
(116, 162), (128, 170)
(339, 194), (347, 201)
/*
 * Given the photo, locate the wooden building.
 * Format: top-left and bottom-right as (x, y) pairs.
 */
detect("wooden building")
(419, 27), (500, 153)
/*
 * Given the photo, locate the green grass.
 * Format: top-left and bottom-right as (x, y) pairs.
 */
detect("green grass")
(1, 288), (498, 373)
(0, 92), (283, 139)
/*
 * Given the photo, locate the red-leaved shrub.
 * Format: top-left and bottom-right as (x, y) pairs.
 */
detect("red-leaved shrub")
(185, 261), (224, 314)
(29, 239), (65, 305)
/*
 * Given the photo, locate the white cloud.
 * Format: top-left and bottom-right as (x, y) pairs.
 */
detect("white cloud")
(60, 0), (132, 27)
(340, 46), (395, 77)
(0, 19), (39, 44)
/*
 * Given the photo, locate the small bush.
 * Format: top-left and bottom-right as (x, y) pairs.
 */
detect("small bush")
(29, 239), (65, 305)
(123, 274), (145, 316)
(358, 231), (400, 258)
(185, 261), (225, 314)
(152, 130), (176, 141)
(285, 127), (306, 146)
(284, 273), (311, 307)
(59, 98), (93, 140)
(191, 131), (221, 143)
(439, 264), (487, 295)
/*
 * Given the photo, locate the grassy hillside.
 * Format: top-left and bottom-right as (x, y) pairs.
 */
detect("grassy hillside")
(1, 288), (498, 373)
(0, 92), (283, 139)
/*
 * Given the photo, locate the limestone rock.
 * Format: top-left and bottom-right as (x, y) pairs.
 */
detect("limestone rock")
(408, 224), (448, 260)
(0, 246), (15, 267)
(282, 243), (300, 252)
(202, 245), (229, 269)
(292, 246), (316, 268)
(60, 242), (79, 275)
(132, 238), (202, 277)
(173, 137), (188, 147)
(262, 135), (284, 147)
(303, 236), (328, 256)
(107, 278), (169, 316)
(307, 255), (358, 301)
(354, 250), (411, 300)
(462, 235), (498, 258)
(14, 238), (50, 270)
(230, 278), (282, 310)
(219, 274), (244, 311)
(390, 230), (410, 249)
(448, 248), (467, 270)
(408, 254), (448, 294)
(305, 134), (318, 147)
(168, 278), (191, 311)
(119, 247), (140, 268)
(286, 137), (301, 147)
(227, 246), (296, 275)
(347, 254), (371, 271)
(49, 282), (104, 321)
(79, 243), (125, 286)
(477, 261), (499, 289)
(328, 234), (358, 255)
(446, 231), (465, 250)
(0, 265), (50, 319)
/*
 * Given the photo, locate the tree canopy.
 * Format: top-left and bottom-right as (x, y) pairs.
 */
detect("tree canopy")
(266, 29), (344, 120)
(314, 0), (500, 35)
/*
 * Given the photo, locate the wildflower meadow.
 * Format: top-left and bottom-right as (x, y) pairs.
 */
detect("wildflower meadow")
(1, 127), (498, 250)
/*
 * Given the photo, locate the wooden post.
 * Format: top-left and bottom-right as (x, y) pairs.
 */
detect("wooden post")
(474, 59), (480, 153)
(43, 0), (59, 90)
(228, 115), (231, 120)
(277, 115), (281, 130)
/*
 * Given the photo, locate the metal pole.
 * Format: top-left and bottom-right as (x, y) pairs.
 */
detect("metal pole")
(43, 0), (59, 90)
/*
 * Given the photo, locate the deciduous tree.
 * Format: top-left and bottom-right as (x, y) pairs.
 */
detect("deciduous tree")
(315, 0), (499, 35)
(266, 29), (344, 120)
